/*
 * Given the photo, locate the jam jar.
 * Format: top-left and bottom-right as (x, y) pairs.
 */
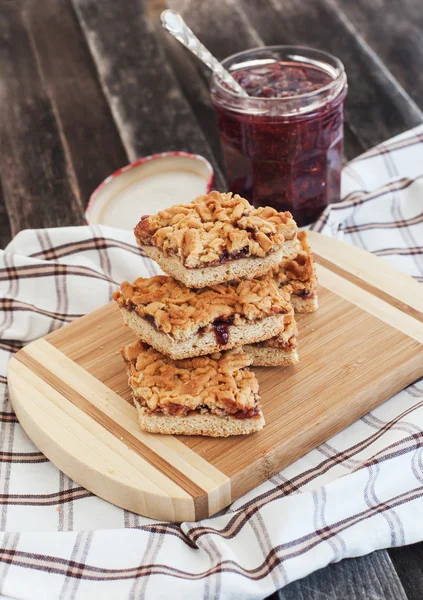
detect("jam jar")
(211, 46), (348, 226)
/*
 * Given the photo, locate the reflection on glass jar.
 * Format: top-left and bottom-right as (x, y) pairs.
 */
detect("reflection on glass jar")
(211, 46), (348, 226)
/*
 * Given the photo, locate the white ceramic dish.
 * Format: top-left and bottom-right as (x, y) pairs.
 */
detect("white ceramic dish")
(85, 152), (214, 230)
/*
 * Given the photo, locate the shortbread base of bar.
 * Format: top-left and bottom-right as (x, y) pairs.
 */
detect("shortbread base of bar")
(291, 294), (318, 313)
(120, 308), (288, 360)
(140, 240), (299, 288)
(135, 403), (265, 437)
(244, 345), (299, 367)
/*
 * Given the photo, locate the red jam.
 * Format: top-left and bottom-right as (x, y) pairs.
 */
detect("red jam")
(211, 315), (235, 345)
(211, 49), (347, 226)
(233, 63), (332, 98)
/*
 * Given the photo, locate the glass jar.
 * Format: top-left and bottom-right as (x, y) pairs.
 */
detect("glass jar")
(211, 46), (348, 226)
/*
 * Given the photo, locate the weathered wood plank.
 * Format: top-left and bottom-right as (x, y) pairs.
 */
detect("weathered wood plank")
(239, 0), (423, 155)
(169, 0), (262, 59)
(273, 551), (407, 600)
(23, 0), (128, 208)
(154, 26), (225, 172)
(389, 542), (423, 600)
(0, 1), (85, 235)
(337, 0), (423, 111)
(71, 0), (224, 187)
(0, 184), (12, 249)
(167, 0), (365, 161)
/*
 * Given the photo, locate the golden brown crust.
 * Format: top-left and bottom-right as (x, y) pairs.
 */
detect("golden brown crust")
(134, 191), (298, 269)
(113, 274), (291, 342)
(268, 231), (318, 314)
(289, 278), (315, 294)
(271, 231), (317, 285)
(122, 341), (261, 420)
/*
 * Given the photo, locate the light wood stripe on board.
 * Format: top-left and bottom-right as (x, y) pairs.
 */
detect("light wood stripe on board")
(15, 338), (231, 518)
(314, 253), (423, 324)
(316, 264), (423, 344)
(308, 230), (423, 318)
(8, 359), (194, 521)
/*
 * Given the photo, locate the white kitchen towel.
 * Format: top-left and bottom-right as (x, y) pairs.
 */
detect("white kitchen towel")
(1, 125), (423, 600)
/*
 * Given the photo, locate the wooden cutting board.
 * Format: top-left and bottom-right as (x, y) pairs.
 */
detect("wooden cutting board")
(7, 232), (423, 522)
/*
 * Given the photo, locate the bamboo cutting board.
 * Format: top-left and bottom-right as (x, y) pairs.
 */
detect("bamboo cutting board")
(7, 232), (423, 522)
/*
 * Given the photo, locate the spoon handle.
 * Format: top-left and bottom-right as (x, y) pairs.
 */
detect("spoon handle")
(161, 9), (248, 97)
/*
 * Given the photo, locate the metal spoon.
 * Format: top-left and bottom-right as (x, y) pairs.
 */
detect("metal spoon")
(160, 9), (248, 97)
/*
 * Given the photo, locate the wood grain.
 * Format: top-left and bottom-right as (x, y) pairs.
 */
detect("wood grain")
(182, 287), (423, 498)
(389, 542), (423, 600)
(154, 27), (226, 175)
(337, 0), (423, 113)
(71, 0), (224, 187)
(277, 550), (407, 600)
(16, 350), (208, 503)
(8, 233), (423, 521)
(8, 358), (197, 522)
(0, 0), (85, 235)
(9, 338), (232, 521)
(307, 231), (423, 323)
(170, 0), (262, 59)
(23, 0), (128, 209)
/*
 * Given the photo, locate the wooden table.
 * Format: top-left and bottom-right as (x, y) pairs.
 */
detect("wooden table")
(1, 0), (423, 598)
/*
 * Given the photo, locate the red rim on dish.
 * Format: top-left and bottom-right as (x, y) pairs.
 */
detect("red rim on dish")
(85, 152), (215, 230)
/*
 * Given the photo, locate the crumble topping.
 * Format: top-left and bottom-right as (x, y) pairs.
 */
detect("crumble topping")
(113, 274), (292, 341)
(271, 231), (316, 285)
(134, 191), (298, 268)
(289, 279), (317, 298)
(122, 341), (261, 418)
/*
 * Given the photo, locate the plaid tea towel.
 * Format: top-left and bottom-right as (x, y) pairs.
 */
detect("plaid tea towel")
(1, 125), (423, 599)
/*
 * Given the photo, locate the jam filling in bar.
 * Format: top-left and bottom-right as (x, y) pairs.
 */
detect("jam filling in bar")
(134, 191), (299, 288)
(113, 274), (293, 360)
(121, 341), (265, 437)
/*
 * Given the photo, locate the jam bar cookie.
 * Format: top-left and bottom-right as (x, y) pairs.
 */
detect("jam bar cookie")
(113, 274), (293, 360)
(122, 341), (265, 437)
(134, 191), (299, 288)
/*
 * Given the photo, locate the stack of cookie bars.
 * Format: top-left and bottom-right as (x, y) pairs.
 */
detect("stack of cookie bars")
(113, 191), (317, 437)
